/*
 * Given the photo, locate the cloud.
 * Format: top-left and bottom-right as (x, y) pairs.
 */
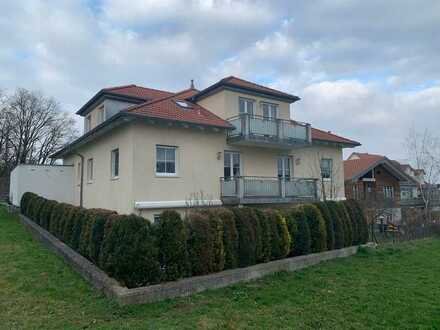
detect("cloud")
(0, 0), (439, 160)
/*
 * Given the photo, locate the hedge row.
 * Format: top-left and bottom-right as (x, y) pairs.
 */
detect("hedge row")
(20, 192), (368, 288)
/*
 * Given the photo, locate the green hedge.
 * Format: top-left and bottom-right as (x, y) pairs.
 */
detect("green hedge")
(301, 204), (327, 253)
(156, 210), (189, 281)
(20, 192), (368, 289)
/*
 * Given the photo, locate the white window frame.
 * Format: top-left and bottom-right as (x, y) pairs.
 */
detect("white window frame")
(224, 151), (241, 179)
(87, 158), (94, 183)
(261, 102), (278, 119)
(156, 145), (178, 177)
(97, 106), (106, 125)
(383, 186), (394, 199)
(320, 158), (333, 180)
(85, 115), (92, 132)
(277, 156), (292, 179)
(239, 97), (255, 115)
(111, 148), (119, 179)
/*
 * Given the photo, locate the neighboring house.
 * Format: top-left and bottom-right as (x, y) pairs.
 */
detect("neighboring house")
(43, 76), (360, 219)
(344, 152), (418, 224)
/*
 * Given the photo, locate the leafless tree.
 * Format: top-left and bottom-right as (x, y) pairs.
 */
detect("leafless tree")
(405, 127), (440, 222)
(0, 88), (78, 174)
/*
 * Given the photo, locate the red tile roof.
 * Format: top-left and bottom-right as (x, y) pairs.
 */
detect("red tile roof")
(312, 128), (360, 146)
(125, 89), (232, 129)
(344, 153), (386, 181)
(103, 84), (174, 100)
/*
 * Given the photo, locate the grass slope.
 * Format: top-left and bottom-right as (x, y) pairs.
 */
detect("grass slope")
(1, 206), (440, 329)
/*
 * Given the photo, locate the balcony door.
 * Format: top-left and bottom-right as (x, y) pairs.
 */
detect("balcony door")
(277, 156), (292, 180)
(224, 151), (241, 180)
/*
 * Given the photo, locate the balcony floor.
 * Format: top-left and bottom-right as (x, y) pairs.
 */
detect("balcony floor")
(227, 134), (311, 149)
(221, 196), (317, 206)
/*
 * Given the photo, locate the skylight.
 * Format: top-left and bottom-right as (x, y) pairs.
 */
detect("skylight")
(175, 100), (192, 109)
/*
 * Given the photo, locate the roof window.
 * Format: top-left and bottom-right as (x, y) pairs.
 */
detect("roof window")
(175, 100), (192, 109)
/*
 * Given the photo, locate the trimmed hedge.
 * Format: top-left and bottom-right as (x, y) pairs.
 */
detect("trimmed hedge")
(314, 202), (335, 250)
(301, 204), (327, 253)
(20, 192), (368, 289)
(156, 210), (189, 281)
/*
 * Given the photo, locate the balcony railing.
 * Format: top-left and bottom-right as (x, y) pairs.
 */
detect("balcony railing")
(220, 176), (318, 203)
(227, 114), (311, 147)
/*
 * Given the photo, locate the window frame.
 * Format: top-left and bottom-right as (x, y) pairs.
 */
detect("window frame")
(85, 115), (92, 132)
(224, 150), (241, 179)
(320, 158), (333, 180)
(239, 97), (255, 115)
(261, 102), (279, 119)
(97, 105), (106, 125)
(277, 155), (292, 179)
(155, 145), (178, 177)
(111, 148), (119, 180)
(383, 185), (394, 199)
(87, 158), (94, 183)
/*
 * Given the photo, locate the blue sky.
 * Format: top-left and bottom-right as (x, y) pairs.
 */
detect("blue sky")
(1, 0), (439, 161)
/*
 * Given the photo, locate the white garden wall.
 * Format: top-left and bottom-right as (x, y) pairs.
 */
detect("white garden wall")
(10, 164), (74, 206)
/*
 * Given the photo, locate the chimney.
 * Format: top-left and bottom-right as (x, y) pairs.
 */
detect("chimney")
(190, 79), (195, 89)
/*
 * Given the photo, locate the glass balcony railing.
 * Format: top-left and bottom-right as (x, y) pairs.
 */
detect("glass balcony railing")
(227, 114), (311, 146)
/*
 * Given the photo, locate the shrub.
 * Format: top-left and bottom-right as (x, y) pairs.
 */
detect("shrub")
(24, 194), (38, 218)
(100, 214), (161, 288)
(264, 209), (290, 260)
(70, 208), (90, 251)
(39, 200), (58, 231)
(336, 202), (353, 247)
(20, 192), (37, 216)
(326, 201), (345, 249)
(343, 200), (360, 245)
(156, 210), (189, 281)
(231, 207), (259, 267)
(49, 203), (69, 239)
(281, 209), (297, 255)
(98, 213), (122, 269)
(212, 208), (239, 270)
(289, 207), (311, 256)
(301, 204), (327, 253)
(87, 209), (117, 264)
(60, 205), (77, 242)
(349, 200), (369, 243)
(314, 202), (335, 250)
(186, 212), (224, 276)
(31, 196), (46, 224)
(254, 208), (272, 263)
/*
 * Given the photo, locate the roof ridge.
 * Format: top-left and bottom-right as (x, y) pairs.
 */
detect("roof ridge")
(223, 76), (294, 96)
(312, 127), (359, 144)
(125, 89), (199, 113)
(103, 84), (136, 91)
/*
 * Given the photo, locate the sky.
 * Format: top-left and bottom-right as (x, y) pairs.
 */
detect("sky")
(1, 0), (439, 161)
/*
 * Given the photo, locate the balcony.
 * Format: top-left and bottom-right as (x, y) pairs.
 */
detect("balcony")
(220, 176), (318, 205)
(227, 114), (312, 149)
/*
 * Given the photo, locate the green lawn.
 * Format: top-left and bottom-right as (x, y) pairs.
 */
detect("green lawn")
(1, 206), (440, 329)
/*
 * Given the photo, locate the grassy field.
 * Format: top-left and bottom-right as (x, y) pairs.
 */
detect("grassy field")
(1, 205), (440, 329)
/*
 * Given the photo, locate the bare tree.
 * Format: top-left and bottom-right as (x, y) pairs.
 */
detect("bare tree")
(2, 88), (78, 168)
(405, 127), (440, 222)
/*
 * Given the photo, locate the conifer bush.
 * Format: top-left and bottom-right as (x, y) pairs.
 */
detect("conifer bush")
(254, 208), (272, 263)
(212, 208), (239, 270)
(289, 207), (311, 256)
(326, 201), (345, 249)
(39, 200), (58, 230)
(336, 202), (353, 247)
(343, 200), (360, 245)
(264, 209), (290, 260)
(100, 214), (161, 288)
(314, 202), (335, 250)
(231, 207), (259, 267)
(156, 210), (189, 281)
(301, 204), (327, 253)
(20, 192), (37, 216)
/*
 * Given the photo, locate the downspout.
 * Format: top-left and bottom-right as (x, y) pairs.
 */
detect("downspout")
(75, 153), (85, 208)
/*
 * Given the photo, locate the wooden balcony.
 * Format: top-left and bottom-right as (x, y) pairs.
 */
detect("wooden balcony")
(226, 114), (312, 149)
(220, 176), (318, 205)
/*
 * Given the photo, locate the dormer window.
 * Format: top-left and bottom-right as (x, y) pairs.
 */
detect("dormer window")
(97, 106), (105, 124)
(261, 102), (278, 119)
(85, 115), (91, 132)
(239, 97), (254, 115)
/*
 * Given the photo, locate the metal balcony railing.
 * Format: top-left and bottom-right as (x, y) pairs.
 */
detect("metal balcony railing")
(220, 176), (318, 200)
(227, 114), (311, 145)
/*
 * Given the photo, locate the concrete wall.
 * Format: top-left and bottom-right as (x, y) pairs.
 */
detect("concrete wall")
(9, 164), (74, 206)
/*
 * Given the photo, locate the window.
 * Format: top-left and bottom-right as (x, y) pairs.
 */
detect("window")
(87, 158), (94, 183)
(85, 115), (91, 132)
(224, 151), (240, 178)
(156, 146), (177, 176)
(175, 100), (192, 109)
(153, 214), (161, 223)
(262, 102), (278, 119)
(277, 156), (291, 179)
(239, 97), (254, 115)
(97, 106), (105, 124)
(111, 148), (119, 179)
(320, 158), (333, 179)
(383, 186), (394, 199)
